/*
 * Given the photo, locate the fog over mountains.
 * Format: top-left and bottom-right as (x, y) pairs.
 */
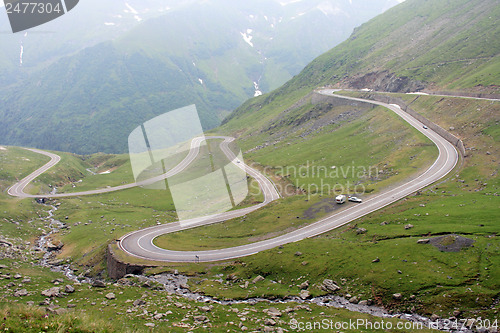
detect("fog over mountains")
(0, 0), (401, 154)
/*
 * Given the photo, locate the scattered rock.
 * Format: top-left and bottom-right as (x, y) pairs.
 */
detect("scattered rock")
(144, 323), (155, 328)
(293, 304), (311, 312)
(356, 228), (367, 234)
(417, 239), (430, 244)
(299, 290), (310, 299)
(358, 300), (368, 306)
(294, 252), (303, 257)
(46, 240), (63, 251)
(380, 221), (388, 226)
(322, 279), (340, 292)
(431, 314), (440, 321)
(105, 293), (116, 300)
(392, 293), (402, 300)
(198, 306), (212, 312)
(264, 318), (276, 326)
(13, 274), (22, 279)
(153, 313), (163, 320)
(372, 258), (380, 263)
(265, 307), (282, 317)
(252, 275), (265, 284)
(298, 280), (309, 289)
(14, 289), (28, 297)
(349, 296), (359, 304)
(92, 280), (106, 288)
(133, 299), (146, 307)
(0, 239), (13, 247)
(193, 315), (209, 323)
(404, 224), (414, 230)
(64, 285), (75, 293)
(41, 287), (61, 298)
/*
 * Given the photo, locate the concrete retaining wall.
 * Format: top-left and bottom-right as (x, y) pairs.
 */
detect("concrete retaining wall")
(107, 244), (150, 280)
(313, 92), (466, 157)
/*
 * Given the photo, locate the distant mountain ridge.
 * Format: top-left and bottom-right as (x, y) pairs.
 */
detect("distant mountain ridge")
(0, 0), (399, 154)
(222, 0), (500, 132)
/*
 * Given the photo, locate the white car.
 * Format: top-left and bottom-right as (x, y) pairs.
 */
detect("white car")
(423, 125), (428, 129)
(348, 196), (362, 203)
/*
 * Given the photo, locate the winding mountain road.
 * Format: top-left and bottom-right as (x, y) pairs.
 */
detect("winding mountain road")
(8, 92), (460, 263)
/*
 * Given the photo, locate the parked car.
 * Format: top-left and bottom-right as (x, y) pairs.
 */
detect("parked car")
(348, 196), (363, 203)
(423, 125), (428, 129)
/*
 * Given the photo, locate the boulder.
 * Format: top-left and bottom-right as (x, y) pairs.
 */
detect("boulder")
(392, 293), (402, 300)
(92, 280), (106, 288)
(264, 318), (276, 326)
(265, 307), (282, 317)
(193, 315), (209, 323)
(417, 239), (430, 244)
(105, 293), (116, 300)
(14, 289), (28, 297)
(349, 296), (359, 304)
(46, 240), (63, 251)
(322, 279), (340, 292)
(64, 285), (75, 293)
(41, 287), (61, 297)
(356, 228), (367, 234)
(133, 299), (146, 307)
(299, 290), (310, 300)
(252, 275), (265, 284)
(404, 224), (414, 230)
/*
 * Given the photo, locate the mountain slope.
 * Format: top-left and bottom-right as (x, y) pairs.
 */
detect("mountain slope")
(223, 0), (500, 133)
(0, 0), (400, 154)
(292, 0), (500, 94)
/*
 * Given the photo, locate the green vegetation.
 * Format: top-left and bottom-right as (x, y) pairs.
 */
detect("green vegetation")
(184, 93), (499, 321)
(0, 260), (440, 332)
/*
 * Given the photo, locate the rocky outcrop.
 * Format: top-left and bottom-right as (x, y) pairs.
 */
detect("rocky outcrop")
(345, 71), (426, 93)
(106, 244), (151, 280)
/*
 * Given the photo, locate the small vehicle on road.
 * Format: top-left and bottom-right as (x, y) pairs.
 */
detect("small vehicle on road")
(423, 125), (428, 129)
(335, 195), (346, 204)
(348, 196), (362, 203)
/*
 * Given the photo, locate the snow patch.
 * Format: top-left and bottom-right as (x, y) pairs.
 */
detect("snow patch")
(279, 0), (303, 6)
(0, 146), (7, 151)
(254, 82), (262, 97)
(0, 0), (4, 8)
(317, 2), (345, 17)
(198, 78), (203, 85)
(134, 15), (142, 22)
(19, 45), (24, 66)
(241, 32), (254, 47)
(104, 22), (116, 26)
(124, 3), (139, 14)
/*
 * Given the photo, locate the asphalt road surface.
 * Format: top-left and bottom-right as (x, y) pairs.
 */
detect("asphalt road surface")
(118, 91), (459, 262)
(8, 92), (459, 263)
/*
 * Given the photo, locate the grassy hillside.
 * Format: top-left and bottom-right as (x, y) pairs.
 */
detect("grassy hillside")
(0, 0), (398, 155)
